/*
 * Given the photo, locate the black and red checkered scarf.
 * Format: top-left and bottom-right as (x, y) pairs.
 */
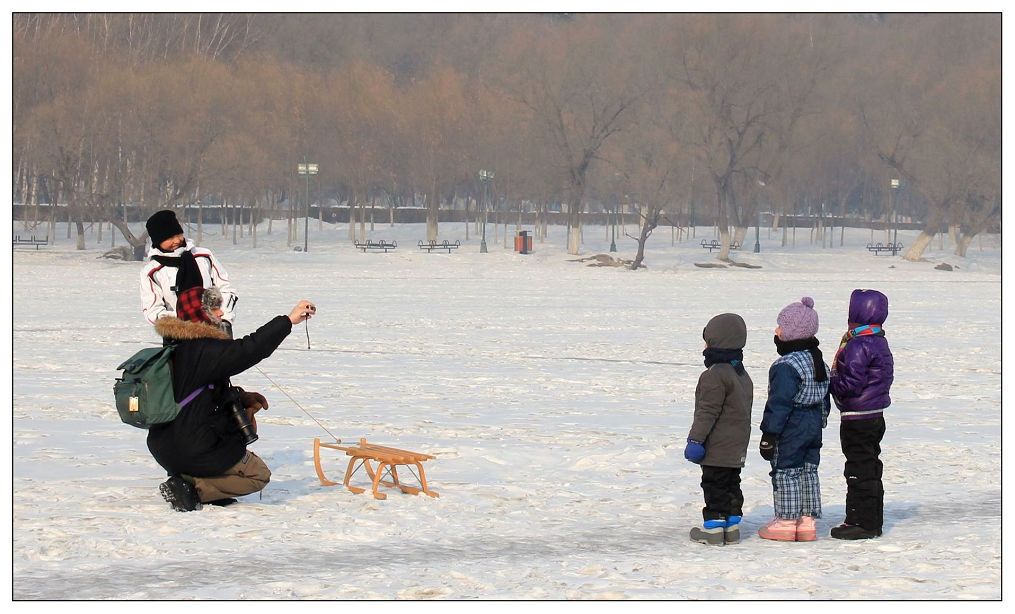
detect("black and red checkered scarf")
(176, 286), (212, 324)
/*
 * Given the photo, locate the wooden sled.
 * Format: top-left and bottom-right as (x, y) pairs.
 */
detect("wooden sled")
(313, 437), (439, 500)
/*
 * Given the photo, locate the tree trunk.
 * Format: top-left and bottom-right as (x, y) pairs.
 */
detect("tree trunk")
(358, 201), (366, 241)
(347, 192), (356, 241)
(426, 181), (439, 241)
(717, 227), (732, 261)
(566, 195), (585, 256)
(74, 220), (86, 250)
(567, 215), (581, 254)
(287, 193), (293, 247)
(733, 226), (748, 247)
(956, 233), (975, 257)
(49, 185), (58, 243)
(630, 207), (660, 270)
(267, 190), (274, 235)
(197, 203), (204, 244)
(902, 231), (934, 261)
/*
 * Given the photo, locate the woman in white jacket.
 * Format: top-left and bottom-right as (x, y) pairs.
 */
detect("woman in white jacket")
(139, 210), (238, 335)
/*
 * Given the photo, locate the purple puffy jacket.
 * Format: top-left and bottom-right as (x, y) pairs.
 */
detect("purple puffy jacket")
(830, 290), (895, 420)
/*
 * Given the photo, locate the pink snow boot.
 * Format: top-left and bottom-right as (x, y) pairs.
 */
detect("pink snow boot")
(758, 518), (798, 542)
(796, 515), (817, 542)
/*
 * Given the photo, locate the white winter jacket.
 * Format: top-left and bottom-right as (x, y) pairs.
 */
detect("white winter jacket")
(139, 239), (238, 325)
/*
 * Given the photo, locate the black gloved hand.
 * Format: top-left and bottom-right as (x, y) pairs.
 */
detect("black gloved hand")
(759, 433), (778, 461)
(220, 320), (233, 339)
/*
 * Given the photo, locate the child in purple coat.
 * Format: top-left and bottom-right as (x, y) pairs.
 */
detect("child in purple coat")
(829, 289), (895, 539)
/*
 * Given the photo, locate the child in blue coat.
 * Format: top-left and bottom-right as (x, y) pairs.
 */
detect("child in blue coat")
(758, 297), (831, 542)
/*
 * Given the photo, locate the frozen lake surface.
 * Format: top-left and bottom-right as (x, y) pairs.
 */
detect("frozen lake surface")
(10, 220), (1002, 599)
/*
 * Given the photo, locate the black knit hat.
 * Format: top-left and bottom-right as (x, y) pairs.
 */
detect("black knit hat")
(146, 209), (184, 246)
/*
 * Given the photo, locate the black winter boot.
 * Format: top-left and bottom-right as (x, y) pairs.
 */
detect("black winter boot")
(160, 476), (201, 512)
(830, 523), (881, 540)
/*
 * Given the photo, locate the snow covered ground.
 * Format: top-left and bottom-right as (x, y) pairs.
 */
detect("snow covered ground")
(9, 219), (1003, 600)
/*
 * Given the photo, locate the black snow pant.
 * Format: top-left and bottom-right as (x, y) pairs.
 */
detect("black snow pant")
(700, 465), (744, 522)
(840, 417), (886, 531)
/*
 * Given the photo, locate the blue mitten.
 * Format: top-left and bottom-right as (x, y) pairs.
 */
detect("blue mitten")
(684, 438), (706, 464)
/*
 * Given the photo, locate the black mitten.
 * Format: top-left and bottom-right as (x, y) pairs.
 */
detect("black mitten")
(759, 433), (778, 461)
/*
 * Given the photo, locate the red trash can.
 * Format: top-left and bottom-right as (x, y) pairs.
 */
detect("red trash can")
(515, 231), (532, 254)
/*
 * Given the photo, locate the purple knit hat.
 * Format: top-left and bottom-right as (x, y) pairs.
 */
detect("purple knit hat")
(777, 297), (820, 341)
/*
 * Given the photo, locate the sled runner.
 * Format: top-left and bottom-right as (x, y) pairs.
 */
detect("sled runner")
(313, 437), (439, 500)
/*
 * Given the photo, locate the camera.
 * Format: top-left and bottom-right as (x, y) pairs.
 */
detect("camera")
(223, 387), (258, 445)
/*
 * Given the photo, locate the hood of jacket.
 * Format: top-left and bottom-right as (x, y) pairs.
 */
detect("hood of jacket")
(848, 289), (889, 326)
(154, 315), (230, 341)
(703, 313), (747, 349)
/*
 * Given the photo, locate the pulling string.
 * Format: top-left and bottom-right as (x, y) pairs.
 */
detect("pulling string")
(254, 366), (340, 443)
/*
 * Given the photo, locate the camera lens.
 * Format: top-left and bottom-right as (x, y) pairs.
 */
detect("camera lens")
(225, 397), (258, 445)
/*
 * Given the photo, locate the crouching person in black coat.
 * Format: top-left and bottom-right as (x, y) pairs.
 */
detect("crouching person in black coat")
(148, 285), (316, 511)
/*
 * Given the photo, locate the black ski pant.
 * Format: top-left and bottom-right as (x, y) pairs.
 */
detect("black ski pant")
(840, 416), (886, 531)
(700, 465), (744, 522)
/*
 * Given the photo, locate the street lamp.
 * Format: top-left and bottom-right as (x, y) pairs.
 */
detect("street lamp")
(610, 203), (618, 252)
(754, 179), (765, 253)
(754, 210), (761, 253)
(890, 178), (901, 254)
(479, 169), (494, 253)
(297, 158), (319, 252)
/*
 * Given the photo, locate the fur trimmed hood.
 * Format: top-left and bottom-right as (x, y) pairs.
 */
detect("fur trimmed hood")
(154, 316), (230, 341)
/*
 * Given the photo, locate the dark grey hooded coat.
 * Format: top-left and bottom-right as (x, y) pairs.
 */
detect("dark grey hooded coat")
(687, 313), (754, 468)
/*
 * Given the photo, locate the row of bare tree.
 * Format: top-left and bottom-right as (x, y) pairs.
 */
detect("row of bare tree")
(13, 13), (999, 263)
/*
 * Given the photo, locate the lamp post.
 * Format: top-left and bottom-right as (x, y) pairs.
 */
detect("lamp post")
(297, 158), (319, 252)
(754, 210), (761, 253)
(609, 203), (618, 252)
(479, 169), (494, 253)
(890, 178), (900, 254)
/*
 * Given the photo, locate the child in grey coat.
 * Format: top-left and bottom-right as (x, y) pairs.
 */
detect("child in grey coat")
(684, 313), (754, 545)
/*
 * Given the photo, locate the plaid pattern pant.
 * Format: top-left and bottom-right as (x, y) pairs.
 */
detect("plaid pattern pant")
(771, 462), (821, 519)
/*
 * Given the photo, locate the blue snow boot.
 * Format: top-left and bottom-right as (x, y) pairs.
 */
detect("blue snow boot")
(690, 519), (726, 545)
(724, 516), (743, 544)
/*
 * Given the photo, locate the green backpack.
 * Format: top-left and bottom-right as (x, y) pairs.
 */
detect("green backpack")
(114, 346), (206, 428)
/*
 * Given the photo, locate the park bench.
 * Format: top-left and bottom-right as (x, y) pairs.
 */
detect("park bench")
(866, 242), (903, 256)
(12, 234), (49, 250)
(313, 437), (439, 500)
(700, 239), (740, 253)
(418, 239), (461, 253)
(354, 239), (397, 252)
